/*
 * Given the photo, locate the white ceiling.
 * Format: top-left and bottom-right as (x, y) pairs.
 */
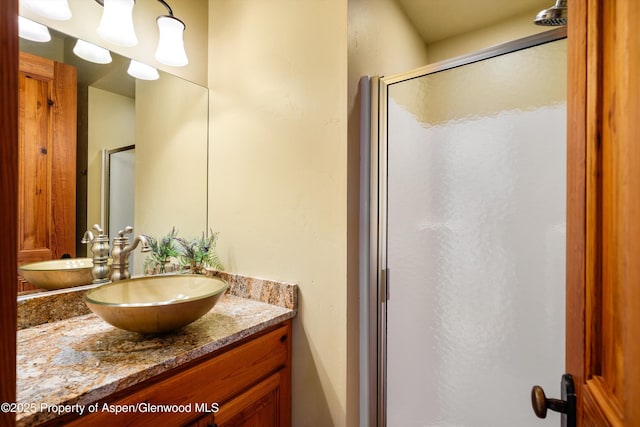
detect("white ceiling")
(395, 0), (554, 43)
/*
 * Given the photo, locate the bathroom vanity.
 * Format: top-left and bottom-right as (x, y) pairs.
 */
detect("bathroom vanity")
(16, 272), (297, 426)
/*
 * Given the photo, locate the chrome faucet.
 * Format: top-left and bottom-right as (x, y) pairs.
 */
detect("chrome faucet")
(110, 226), (151, 281)
(81, 224), (111, 284)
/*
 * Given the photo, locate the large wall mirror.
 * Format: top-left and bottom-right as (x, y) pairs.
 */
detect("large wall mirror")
(19, 28), (209, 295)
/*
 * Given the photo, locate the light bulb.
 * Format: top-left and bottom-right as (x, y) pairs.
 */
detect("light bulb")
(155, 15), (188, 67)
(127, 60), (159, 80)
(18, 16), (51, 42)
(73, 39), (112, 64)
(97, 0), (137, 47)
(22, 0), (72, 21)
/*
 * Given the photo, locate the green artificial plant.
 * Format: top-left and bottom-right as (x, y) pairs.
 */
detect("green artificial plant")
(175, 229), (224, 275)
(143, 227), (179, 274)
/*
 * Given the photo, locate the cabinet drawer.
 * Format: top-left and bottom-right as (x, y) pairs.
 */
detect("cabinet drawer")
(64, 323), (290, 426)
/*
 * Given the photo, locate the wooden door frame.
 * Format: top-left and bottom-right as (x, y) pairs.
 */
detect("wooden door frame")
(1, 1), (18, 426)
(567, 0), (640, 425)
(565, 0), (590, 422)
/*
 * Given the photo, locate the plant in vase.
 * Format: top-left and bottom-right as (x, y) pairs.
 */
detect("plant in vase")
(143, 227), (179, 275)
(175, 229), (224, 275)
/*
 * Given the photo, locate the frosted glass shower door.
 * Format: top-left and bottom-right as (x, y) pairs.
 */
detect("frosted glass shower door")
(384, 38), (566, 426)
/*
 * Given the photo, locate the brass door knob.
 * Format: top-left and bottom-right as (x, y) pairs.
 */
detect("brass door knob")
(530, 374), (576, 427)
(531, 385), (566, 418)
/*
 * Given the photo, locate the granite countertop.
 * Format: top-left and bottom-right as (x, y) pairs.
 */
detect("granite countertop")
(16, 272), (297, 426)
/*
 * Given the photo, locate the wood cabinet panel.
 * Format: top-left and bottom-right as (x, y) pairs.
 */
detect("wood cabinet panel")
(18, 73), (52, 260)
(214, 372), (281, 427)
(61, 322), (291, 427)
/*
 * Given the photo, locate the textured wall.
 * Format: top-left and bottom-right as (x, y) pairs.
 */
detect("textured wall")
(208, 1), (349, 425)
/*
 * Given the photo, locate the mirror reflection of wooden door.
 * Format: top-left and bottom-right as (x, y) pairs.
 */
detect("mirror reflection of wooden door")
(566, 0), (640, 425)
(17, 52), (77, 291)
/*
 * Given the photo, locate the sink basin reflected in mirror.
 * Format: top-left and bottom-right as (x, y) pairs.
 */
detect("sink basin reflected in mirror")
(18, 258), (93, 290)
(84, 275), (228, 333)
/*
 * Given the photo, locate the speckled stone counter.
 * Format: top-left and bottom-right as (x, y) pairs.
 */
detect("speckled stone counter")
(18, 271), (298, 329)
(16, 273), (297, 426)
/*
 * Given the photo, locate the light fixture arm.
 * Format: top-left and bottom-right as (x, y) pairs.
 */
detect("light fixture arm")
(157, 0), (174, 17)
(95, 0), (184, 27)
(95, 0), (138, 6)
(156, 0), (186, 29)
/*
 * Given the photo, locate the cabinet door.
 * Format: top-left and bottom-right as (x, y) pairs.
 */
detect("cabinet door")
(214, 372), (282, 427)
(182, 412), (215, 427)
(195, 413), (216, 427)
(18, 52), (77, 291)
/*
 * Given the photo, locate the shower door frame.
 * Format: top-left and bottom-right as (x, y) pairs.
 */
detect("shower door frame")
(366, 27), (567, 426)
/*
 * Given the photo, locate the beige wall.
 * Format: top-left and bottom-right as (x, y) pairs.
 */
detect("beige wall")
(134, 74), (209, 274)
(19, 0), (208, 85)
(207, 0), (428, 425)
(348, 0), (429, 81)
(87, 87), (135, 232)
(426, 7), (550, 64)
(347, 0), (429, 424)
(208, 0), (349, 425)
(19, 36), (64, 62)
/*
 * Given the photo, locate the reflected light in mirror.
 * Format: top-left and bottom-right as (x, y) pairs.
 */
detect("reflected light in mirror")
(97, 0), (138, 47)
(128, 60), (159, 80)
(18, 16), (51, 42)
(155, 15), (188, 67)
(73, 39), (112, 64)
(21, 0), (72, 21)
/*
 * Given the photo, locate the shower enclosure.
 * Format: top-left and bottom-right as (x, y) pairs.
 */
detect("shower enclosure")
(364, 29), (567, 426)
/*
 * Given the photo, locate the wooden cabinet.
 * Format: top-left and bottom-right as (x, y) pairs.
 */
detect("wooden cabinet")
(214, 372), (283, 427)
(57, 321), (292, 427)
(18, 52), (77, 292)
(187, 372), (285, 427)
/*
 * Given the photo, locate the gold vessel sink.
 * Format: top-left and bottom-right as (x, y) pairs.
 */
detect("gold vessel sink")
(18, 258), (93, 290)
(84, 275), (228, 333)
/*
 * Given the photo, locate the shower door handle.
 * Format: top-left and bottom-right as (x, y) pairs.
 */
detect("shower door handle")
(381, 268), (390, 301)
(531, 374), (576, 427)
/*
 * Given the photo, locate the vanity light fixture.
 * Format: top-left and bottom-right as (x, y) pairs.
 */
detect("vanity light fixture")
(21, 0), (72, 21)
(96, 0), (138, 47)
(127, 60), (160, 80)
(73, 39), (113, 64)
(18, 16), (51, 42)
(154, 0), (188, 67)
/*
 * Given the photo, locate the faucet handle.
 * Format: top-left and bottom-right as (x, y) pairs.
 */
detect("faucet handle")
(80, 230), (94, 244)
(92, 224), (105, 236)
(117, 226), (134, 237)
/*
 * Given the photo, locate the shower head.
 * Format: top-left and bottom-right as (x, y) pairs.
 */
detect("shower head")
(534, 0), (567, 26)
